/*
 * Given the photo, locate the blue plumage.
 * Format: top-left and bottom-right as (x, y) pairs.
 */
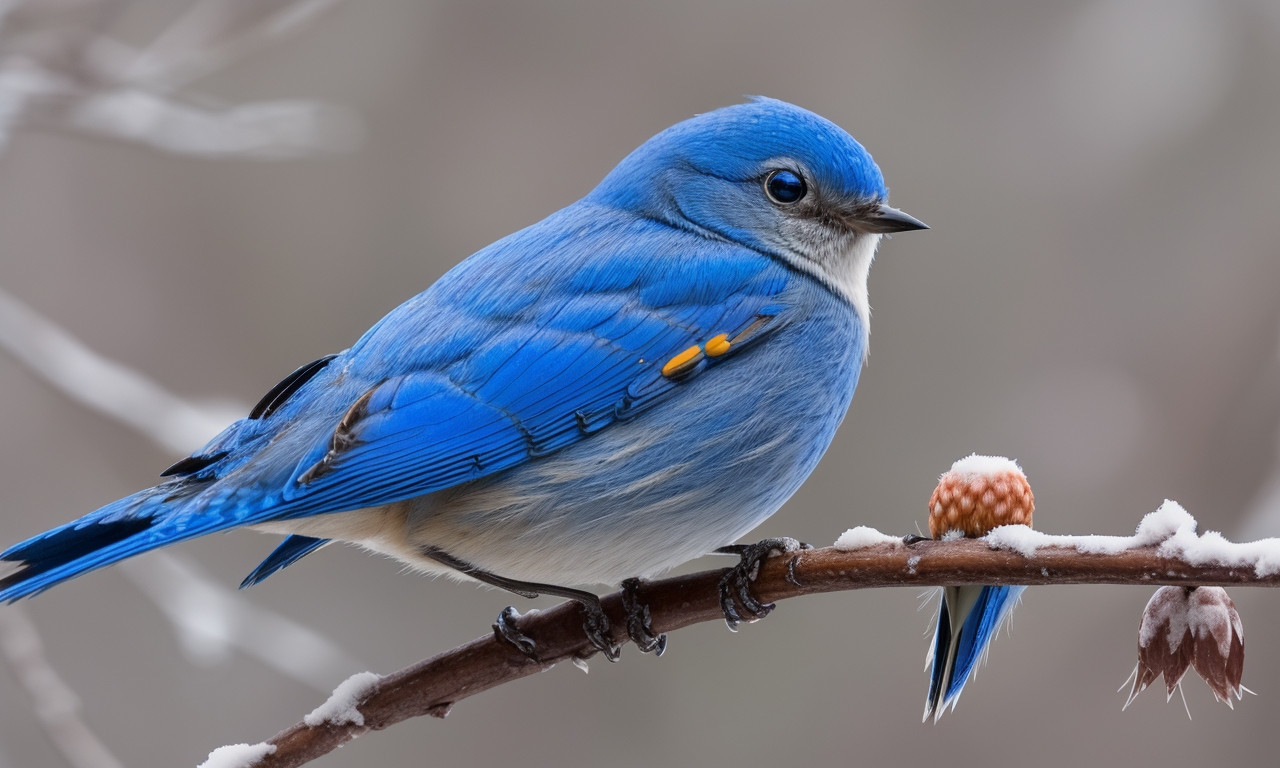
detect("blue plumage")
(0, 97), (925, 605)
(240, 536), (329, 588)
(924, 584), (1026, 721)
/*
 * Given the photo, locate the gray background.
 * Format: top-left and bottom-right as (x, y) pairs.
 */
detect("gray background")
(2, 1), (1279, 766)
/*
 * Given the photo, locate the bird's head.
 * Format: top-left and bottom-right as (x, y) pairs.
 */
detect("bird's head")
(589, 97), (926, 310)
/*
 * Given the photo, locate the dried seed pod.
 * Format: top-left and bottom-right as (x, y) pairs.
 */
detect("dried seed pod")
(1124, 586), (1248, 711)
(928, 454), (1034, 539)
(1187, 587), (1246, 706)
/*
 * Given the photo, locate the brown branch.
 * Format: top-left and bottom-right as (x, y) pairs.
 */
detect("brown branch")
(242, 538), (1280, 767)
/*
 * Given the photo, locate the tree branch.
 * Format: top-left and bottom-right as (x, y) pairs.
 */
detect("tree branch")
(241, 536), (1280, 768)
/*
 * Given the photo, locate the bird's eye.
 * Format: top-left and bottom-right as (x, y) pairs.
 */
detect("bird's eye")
(764, 169), (806, 205)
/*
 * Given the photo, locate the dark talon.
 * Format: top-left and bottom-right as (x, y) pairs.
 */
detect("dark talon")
(902, 534), (929, 546)
(717, 537), (802, 630)
(494, 606), (539, 660)
(621, 577), (668, 656)
(785, 555), (803, 587)
(579, 598), (621, 662)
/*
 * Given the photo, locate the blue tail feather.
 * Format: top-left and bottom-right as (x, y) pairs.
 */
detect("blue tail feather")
(925, 584), (1025, 721)
(948, 584), (1023, 700)
(240, 535), (329, 588)
(0, 485), (247, 602)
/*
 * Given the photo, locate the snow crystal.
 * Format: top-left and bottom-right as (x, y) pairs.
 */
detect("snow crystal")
(1162, 527), (1280, 578)
(1137, 587), (1190, 650)
(1133, 500), (1197, 546)
(947, 453), (1025, 479)
(198, 742), (276, 768)
(834, 526), (902, 550)
(304, 671), (380, 728)
(1186, 587), (1241, 659)
(982, 499), (1280, 576)
(984, 501), (1198, 557)
(982, 525), (1054, 557)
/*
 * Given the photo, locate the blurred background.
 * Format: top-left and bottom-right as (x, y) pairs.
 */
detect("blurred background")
(1, 0), (1279, 765)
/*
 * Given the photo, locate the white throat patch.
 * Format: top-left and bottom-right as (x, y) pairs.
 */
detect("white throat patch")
(778, 231), (880, 352)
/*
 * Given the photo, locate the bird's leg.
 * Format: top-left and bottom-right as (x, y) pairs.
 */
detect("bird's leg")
(419, 546), (621, 662)
(620, 577), (667, 656)
(714, 537), (808, 630)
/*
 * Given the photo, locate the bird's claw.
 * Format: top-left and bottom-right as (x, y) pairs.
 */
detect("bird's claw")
(621, 577), (667, 656)
(580, 599), (621, 662)
(717, 537), (804, 630)
(902, 534), (929, 546)
(493, 605), (539, 660)
(494, 602), (621, 663)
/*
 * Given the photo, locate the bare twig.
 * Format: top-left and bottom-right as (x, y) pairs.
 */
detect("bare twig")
(0, 285), (240, 454)
(0, 0), (358, 157)
(0, 606), (123, 768)
(119, 552), (360, 688)
(242, 537), (1280, 768)
(0, 285), (361, 692)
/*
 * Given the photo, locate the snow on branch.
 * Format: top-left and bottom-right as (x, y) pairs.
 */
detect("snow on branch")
(227, 514), (1280, 767)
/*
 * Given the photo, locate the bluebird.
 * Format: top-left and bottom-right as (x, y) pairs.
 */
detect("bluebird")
(922, 455), (1034, 720)
(1, 98), (926, 658)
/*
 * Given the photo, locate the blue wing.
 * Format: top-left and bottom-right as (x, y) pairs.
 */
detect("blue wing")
(1, 207), (798, 600)
(924, 584), (1025, 721)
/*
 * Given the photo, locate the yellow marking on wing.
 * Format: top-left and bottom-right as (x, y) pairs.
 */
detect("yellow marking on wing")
(704, 333), (731, 357)
(661, 344), (704, 378)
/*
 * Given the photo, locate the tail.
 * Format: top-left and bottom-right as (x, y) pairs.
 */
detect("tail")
(923, 584), (1026, 722)
(0, 485), (240, 602)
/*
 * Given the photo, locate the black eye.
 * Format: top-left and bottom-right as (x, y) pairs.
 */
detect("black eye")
(764, 169), (807, 205)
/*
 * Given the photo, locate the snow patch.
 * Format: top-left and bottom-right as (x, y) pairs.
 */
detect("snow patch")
(1134, 500), (1197, 545)
(947, 454), (1025, 479)
(304, 671), (380, 728)
(982, 500), (1280, 576)
(834, 526), (902, 550)
(198, 742), (276, 768)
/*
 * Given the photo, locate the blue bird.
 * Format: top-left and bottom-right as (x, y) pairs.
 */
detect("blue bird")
(0, 98), (925, 657)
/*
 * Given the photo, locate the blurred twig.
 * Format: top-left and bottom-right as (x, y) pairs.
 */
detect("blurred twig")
(0, 0), (359, 157)
(0, 285), (240, 454)
(0, 607), (122, 768)
(0, 0), (364, 695)
(242, 537), (1280, 768)
(0, 2), (361, 764)
(0, 285), (362, 692)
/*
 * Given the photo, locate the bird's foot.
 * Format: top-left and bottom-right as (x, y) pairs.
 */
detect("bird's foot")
(578, 596), (621, 662)
(716, 537), (807, 630)
(620, 577), (667, 656)
(422, 546), (620, 662)
(493, 601), (621, 663)
(902, 534), (930, 546)
(493, 606), (539, 660)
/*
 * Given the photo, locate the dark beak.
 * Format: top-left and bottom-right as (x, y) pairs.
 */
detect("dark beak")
(853, 203), (929, 234)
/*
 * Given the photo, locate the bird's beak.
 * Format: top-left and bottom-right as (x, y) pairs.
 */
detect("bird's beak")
(852, 203), (929, 234)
